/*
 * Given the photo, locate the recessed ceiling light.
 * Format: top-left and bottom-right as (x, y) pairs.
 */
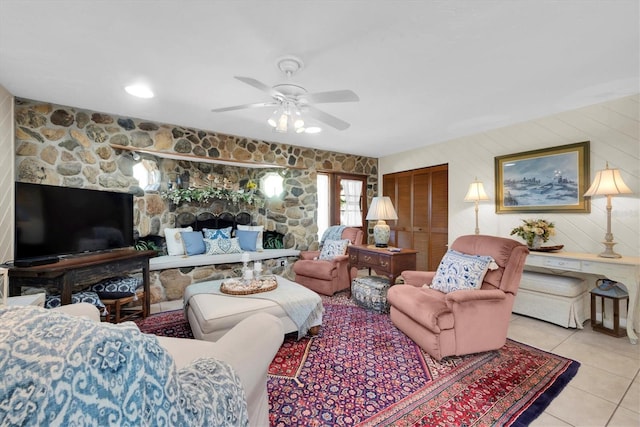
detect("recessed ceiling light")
(305, 126), (322, 134)
(125, 84), (154, 99)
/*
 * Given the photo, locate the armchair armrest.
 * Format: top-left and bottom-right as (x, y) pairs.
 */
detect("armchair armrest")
(52, 302), (101, 322)
(444, 289), (506, 306)
(299, 250), (321, 260)
(401, 270), (436, 287)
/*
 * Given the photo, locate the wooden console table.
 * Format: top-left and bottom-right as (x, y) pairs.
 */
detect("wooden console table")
(348, 245), (417, 286)
(7, 249), (156, 318)
(525, 251), (640, 344)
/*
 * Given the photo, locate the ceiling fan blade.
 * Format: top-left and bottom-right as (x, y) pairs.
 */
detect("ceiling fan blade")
(305, 105), (351, 131)
(211, 101), (276, 113)
(304, 89), (359, 104)
(234, 76), (284, 99)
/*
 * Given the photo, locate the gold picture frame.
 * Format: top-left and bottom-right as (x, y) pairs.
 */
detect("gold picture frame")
(495, 141), (590, 213)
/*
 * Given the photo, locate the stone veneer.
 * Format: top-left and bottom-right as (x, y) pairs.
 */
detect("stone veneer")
(14, 98), (378, 302)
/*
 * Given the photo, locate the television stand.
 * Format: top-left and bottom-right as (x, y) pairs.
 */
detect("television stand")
(8, 249), (156, 317)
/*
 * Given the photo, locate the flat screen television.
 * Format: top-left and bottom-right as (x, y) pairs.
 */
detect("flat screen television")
(15, 182), (134, 262)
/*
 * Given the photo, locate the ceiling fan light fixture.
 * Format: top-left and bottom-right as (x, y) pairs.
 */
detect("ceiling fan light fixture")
(124, 83), (154, 99)
(304, 126), (322, 134)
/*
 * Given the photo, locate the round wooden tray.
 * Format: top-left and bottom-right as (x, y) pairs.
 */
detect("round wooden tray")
(220, 276), (278, 295)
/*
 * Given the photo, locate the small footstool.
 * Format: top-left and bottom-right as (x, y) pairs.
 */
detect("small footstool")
(184, 276), (323, 341)
(352, 276), (391, 313)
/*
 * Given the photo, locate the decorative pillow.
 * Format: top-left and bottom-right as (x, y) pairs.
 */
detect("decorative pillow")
(45, 290), (108, 315)
(164, 227), (193, 256)
(263, 230), (284, 249)
(203, 227), (233, 240)
(236, 225), (264, 250)
(204, 237), (243, 255)
(319, 239), (350, 260)
(180, 231), (206, 256)
(430, 250), (497, 293)
(91, 276), (142, 299)
(236, 229), (260, 251)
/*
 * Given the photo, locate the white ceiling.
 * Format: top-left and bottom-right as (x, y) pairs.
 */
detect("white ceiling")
(0, 1), (638, 158)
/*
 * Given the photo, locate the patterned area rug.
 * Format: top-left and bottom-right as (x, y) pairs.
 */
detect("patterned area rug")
(135, 309), (194, 339)
(136, 296), (579, 427)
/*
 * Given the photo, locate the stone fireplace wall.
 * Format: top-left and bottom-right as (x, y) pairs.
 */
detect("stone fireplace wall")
(13, 97), (378, 251)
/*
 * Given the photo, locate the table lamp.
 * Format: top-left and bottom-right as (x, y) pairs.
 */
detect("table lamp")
(464, 178), (490, 235)
(366, 196), (398, 247)
(583, 162), (632, 258)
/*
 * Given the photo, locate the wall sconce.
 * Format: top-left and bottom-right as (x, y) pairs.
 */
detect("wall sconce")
(464, 177), (490, 235)
(366, 196), (398, 247)
(261, 172), (284, 198)
(583, 162), (633, 258)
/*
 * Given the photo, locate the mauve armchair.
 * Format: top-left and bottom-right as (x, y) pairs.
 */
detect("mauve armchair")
(293, 227), (364, 296)
(387, 235), (529, 361)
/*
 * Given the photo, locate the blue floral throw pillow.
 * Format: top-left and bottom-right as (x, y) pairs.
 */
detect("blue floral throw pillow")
(204, 237), (243, 255)
(319, 239), (350, 260)
(203, 227), (233, 240)
(430, 249), (496, 293)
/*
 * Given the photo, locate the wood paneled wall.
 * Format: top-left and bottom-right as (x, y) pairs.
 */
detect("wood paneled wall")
(380, 95), (639, 257)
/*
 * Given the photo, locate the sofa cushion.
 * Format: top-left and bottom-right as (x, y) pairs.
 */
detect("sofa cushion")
(319, 239), (350, 260)
(165, 227), (193, 256)
(0, 305), (249, 426)
(430, 250), (496, 293)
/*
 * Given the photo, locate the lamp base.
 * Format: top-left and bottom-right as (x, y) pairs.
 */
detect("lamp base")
(373, 221), (391, 248)
(598, 241), (622, 259)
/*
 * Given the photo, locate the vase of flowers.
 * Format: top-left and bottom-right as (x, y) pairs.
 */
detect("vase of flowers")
(510, 219), (555, 249)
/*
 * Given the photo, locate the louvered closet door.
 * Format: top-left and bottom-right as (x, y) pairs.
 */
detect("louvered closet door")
(428, 167), (448, 271)
(412, 171), (430, 271)
(383, 164), (448, 272)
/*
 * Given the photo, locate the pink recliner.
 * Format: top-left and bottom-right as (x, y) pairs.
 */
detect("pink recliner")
(387, 235), (529, 361)
(293, 227), (364, 296)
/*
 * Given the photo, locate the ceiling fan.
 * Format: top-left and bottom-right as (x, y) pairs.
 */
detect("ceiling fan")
(211, 56), (359, 133)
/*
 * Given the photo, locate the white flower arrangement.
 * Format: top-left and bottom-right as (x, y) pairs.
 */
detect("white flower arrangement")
(510, 219), (555, 247)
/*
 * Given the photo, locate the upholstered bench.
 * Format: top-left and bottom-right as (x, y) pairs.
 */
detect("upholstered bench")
(352, 276), (391, 313)
(513, 271), (589, 328)
(184, 276), (323, 341)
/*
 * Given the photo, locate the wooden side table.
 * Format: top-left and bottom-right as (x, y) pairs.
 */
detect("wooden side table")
(347, 245), (417, 288)
(7, 249), (156, 318)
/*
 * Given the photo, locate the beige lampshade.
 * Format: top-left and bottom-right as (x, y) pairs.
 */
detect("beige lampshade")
(464, 179), (490, 202)
(366, 196), (398, 221)
(584, 164), (632, 197)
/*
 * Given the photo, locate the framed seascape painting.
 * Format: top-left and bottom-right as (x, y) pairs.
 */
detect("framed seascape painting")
(495, 141), (590, 213)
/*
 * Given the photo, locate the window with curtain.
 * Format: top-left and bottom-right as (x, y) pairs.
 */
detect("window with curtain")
(340, 179), (363, 227)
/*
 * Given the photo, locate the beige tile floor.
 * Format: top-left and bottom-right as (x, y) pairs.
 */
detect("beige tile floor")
(150, 300), (639, 427)
(508, 315), (640, 427)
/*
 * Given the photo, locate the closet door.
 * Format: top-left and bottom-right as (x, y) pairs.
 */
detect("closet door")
(383, 164), (448, 271)
(427, 166), (449, 271)
(412, 170), (430, 271)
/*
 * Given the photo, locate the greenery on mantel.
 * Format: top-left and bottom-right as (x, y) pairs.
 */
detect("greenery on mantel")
(161, 187), (264, 207)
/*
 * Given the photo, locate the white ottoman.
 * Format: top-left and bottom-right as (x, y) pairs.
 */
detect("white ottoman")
(513, 271), (589, 328)
(185, 276), (323, 341)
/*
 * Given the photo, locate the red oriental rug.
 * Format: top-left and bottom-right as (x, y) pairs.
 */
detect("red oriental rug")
(136, 300), (579, 427)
